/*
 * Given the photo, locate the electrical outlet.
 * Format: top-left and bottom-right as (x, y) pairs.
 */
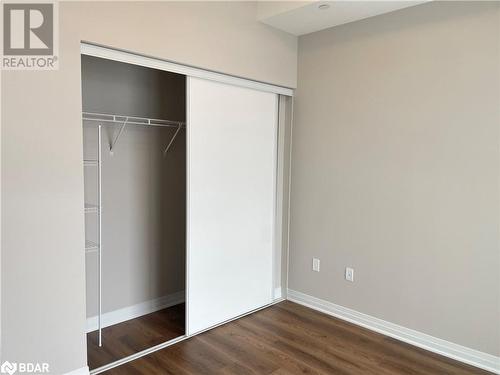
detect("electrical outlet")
(312, 258), (320, 272)
(345, 267), (354, 282)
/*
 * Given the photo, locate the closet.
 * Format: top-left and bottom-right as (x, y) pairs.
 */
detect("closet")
(82, 55), (186, 370)
(80, 43), (292, 374)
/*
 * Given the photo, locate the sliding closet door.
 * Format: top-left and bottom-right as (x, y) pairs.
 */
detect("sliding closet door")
(187, 77), (277, 334)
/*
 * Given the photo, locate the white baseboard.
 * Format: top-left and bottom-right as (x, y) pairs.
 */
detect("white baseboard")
(63, 366), (89, 375)
(287, 289), (500, 374)
(86, 291), (185, 333)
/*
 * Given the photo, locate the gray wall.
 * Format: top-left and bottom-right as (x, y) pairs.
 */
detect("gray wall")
(1, 2), (297, 373)
(290, 1), (499, 356)
(82, 56), (186, 317)
(82, 55), (186, 121)
(84, 127), (186, 317)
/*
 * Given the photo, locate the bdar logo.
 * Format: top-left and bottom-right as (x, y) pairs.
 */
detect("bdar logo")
(0, 361), (17, 375)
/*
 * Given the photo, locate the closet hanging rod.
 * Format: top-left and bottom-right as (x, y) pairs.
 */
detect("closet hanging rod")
(82, 111), (185, 129)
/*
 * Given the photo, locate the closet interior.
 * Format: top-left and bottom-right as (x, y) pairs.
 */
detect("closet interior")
(81, 55), (186, 370)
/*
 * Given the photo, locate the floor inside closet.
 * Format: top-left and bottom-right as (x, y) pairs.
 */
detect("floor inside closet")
(101, 301), (491, 375)
(87, 303), (185, 370)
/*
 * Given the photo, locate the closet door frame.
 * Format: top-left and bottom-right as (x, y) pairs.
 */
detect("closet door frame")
(80, 42), (293, 375)
(81, 43), (293, 96)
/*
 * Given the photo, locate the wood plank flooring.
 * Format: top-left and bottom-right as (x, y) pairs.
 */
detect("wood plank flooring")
(102, 301), (492, 374)
(87, 304), (185, 370)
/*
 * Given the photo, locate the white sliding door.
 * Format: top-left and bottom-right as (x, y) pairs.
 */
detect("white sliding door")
(187, 77), (277, 335)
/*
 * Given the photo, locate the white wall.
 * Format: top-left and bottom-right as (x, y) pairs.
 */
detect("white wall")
(290, 1), (499, 357)
(1, 2), (297, 373)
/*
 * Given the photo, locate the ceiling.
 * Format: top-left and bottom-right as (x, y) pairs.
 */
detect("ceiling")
(257, 1), (429, 36)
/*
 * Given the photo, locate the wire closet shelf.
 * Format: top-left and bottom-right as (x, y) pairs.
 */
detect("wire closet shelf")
(82, 111), (185, 155)
(82, 111), (186, 128)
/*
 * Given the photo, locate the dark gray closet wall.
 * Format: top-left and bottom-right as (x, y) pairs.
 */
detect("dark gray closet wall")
(82, 55), (185, 121)
(82, 56), (186, 318)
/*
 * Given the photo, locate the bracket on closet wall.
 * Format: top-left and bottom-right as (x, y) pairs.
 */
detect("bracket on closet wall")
(110, 117), (129, 155)
(162, 123), (182, 157)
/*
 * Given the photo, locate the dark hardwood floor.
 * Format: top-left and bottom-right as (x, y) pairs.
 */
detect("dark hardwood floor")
(87, 304), (185, 370)
(102, 301), (491, 374)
